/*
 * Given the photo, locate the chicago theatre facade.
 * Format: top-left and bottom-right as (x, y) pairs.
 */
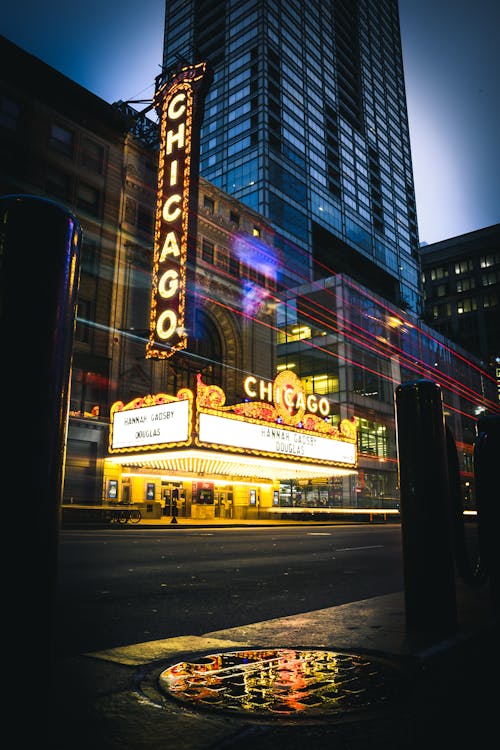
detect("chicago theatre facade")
(1, 37), (497, 519)
(106, 371), (358, 519)
(101, 61), (358, 520)
(97, 60), (497, 520)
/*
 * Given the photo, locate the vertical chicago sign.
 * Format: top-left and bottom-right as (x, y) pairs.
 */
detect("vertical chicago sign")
(146, 62), (212, 359)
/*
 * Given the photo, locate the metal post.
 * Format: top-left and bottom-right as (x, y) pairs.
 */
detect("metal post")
(475, 415), (500, 607)
(446, 425), (485, 587)
(395, 379), (457, 636)
(0, 195), (81, 678)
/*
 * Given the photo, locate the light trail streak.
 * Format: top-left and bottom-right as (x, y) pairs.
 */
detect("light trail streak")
(102, 199), (497, 430)
(175, 229), (496, 413)
(191, 266), (497, 416)
(193, 292), (496, 427)
(292, 293), (498, 412)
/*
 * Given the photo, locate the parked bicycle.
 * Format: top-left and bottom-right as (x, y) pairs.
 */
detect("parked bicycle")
(104, 505), (142, 525)
(117, 506), (142, 524)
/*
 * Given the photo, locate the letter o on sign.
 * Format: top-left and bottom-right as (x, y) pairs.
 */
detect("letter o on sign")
(156, 309), (178, 340)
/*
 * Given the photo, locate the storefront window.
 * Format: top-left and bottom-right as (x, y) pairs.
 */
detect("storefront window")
(356, 418), (388, 458)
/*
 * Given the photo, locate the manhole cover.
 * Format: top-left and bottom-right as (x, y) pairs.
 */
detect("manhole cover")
(158, 648), (405, 719)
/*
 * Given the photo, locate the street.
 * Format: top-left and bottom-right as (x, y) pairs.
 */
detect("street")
(54, 523), (404, 656)
(49, 519), (496, 750)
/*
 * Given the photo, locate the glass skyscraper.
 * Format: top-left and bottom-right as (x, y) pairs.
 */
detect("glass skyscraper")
(162, 0), (421, 312)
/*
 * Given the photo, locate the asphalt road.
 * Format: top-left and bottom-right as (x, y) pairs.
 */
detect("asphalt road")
(54, 523), (404, 656)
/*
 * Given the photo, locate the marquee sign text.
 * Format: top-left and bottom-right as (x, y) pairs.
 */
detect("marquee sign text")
(109, 393), (192, 453)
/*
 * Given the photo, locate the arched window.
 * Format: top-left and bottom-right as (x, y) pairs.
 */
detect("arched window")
(169, 308), (223, 391)
(190, 308), (223, 385)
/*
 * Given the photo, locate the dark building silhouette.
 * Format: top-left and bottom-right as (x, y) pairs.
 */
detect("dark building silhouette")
(419, 224), (500, 378)
(0, 35), (275, 510)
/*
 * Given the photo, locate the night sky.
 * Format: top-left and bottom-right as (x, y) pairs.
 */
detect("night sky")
(1, 0), (499, 245)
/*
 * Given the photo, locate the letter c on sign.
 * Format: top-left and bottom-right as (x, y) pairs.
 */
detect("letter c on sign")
(168, 92), (186, 120)
(163, 194), (182, 222)
(243, 376), (257, 398)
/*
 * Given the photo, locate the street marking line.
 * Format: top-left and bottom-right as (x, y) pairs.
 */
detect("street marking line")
(335, 545), (384, 551)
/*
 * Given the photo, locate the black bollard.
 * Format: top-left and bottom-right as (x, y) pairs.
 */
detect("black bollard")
(446, 425), (485, 586)
(0, 196), (81, 686)
(395, 379), (457, 636)
(475, 415), (500, 607)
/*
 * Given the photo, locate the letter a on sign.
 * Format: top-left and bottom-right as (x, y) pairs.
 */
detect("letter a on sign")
(146, 61), (212, 360)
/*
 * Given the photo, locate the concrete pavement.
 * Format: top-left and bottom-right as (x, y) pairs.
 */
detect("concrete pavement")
(49, 564), (499, 749)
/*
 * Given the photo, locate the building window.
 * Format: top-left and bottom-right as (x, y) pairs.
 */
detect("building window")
(351, 350), (389, 403)
(203, 195), (215, 214)
(456, 277), (475, 293)
(217, 247), (229, 272)
(75, 299), (92, 343)
(282, 325), (311, 342)
(483, 293), (498, 308)
(50, 123), (74, 157)
(454, 259), (474, 275)
(0, 95), (20, 130)
(126, 254), (150, 334)
(227, 157), (259, 191)
(137, 204), (153, 234)
(230, 210), (240, 226)
(125, 197), (136, 225)
(242, 263), (259, 282)
(482, 271), (499, 285)
(436, 284), (447, 298)
(430, 266), (448, 281)
(431, 302), (451, 320)
(252, 226), (261, 237)
(302, 373), (339, 395)
(141, 155), (157, 185)
(201, 238), (215, 264)
(80, 137), (105, 173)
(81, 238), (99, 276)
(45, 167), (71, 200)
(457, 297), (477, 314)
(77, 182), (100, 216)
(356, 418), (388, 458)
(480, 254), (499, 268)
(70, 368), (105, 416)
(229, 252), (240, 277)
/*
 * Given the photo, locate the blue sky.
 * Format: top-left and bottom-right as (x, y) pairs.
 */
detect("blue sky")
(1, 0), (499, 245)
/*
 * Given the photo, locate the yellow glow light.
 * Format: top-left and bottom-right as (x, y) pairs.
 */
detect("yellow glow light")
(147, 62), (211, 360)
(107, 449), (356, 482)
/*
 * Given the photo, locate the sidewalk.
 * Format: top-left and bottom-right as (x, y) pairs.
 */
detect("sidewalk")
(49, 575), (499, 749)
(62, 513), (388, 529)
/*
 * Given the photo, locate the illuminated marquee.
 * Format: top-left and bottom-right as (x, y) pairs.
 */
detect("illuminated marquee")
(198, 412), (357, 465)
(146, 62), (212, 359)
(196, 372), (357, 468)
(109, 391), (193, 453)
(244, 370), (331, 423)
(108, 372), (356, 470)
